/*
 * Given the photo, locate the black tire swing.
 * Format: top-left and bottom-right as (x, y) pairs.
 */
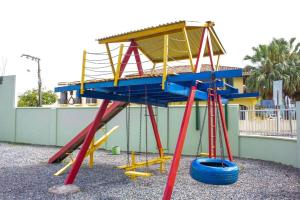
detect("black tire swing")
(190, 104), (239, 185)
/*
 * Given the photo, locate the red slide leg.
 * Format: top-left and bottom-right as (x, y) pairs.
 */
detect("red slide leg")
(162, 86), (196, 200)
(147, 105), (163, 157)
(64, 99), (110, 184)
(216, 95), (233, 161)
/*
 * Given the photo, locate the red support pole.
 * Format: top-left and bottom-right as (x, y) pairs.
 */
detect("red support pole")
(131, 41), (144, 76)
(194, 28), (208, 72)
(119, 41), (135, 76)
(217, 95), (233, 161)
(212, 91), (217, 158)
(162, 86), (196, 200)
(64, 99), (110, 184)
(147, 105), (163, 157)
(206, 33), (215, 71)
(207, 91), (212, 158)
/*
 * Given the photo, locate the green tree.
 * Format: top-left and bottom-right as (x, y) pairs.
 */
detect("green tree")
(18, 89), (57, 107)
(244, 38), (300, 100)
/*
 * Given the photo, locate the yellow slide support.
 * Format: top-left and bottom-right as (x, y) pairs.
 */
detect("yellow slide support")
(54, 126), (119, 176)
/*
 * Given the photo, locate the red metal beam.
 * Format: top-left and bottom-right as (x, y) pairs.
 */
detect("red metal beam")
(212, 91), (217, 158)
(48, 101), (127, 164)
(147, 105), (163, 157)
(207, 91), (212, 158)
(162, 86), (196, 200)
(131, 41), (144, 76)
(194, 28), (207, 72)
(217, 95), (233, 161)
(65, 100), (110, 184)
(206, 32), (215, 71)
(119, 41), (135, 76)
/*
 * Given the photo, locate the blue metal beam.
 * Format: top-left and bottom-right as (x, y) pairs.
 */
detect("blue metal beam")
(214, 69), (242, 79)
(197, 80), (224, 91)
(167, 71), (212, 82)
(217, 88), (239, 95)
(223, 92), (259, 99)
(82, 90), (168, 107)
(55, 70), (244, 93)
(165, 82), (207, 100)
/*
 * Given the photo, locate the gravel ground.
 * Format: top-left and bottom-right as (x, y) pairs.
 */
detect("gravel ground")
(0, 142), (299, 200)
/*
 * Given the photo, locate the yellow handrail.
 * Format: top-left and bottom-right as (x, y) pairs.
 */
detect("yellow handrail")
(162, 35), (169, 90)
(80, 49), (87, 94)
(183, 27), (194, 72)
(114, 44), (124, 86)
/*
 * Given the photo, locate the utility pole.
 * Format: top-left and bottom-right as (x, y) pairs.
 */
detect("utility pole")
(21, 54), (42, 107)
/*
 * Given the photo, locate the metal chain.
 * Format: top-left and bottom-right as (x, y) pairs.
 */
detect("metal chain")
(145, 85), (149, 171)
(139, 104), (143, 153)
(216, 105), (225, 163)
(167, 106), (170, 152)
(126, 86), (131, 165)
(195, 105), (208, 158)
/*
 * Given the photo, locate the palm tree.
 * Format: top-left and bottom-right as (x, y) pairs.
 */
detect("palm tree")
(244, 38), (300, 100)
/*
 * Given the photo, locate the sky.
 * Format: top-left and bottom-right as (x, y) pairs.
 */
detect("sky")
(0, 0), (299, 95)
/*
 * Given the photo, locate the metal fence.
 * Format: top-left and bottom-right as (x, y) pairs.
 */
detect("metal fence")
(239, 108), (297, 138)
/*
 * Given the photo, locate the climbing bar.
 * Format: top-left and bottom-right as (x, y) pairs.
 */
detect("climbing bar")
(80, 49), (87, 94)
(182, 27), (194, 72)
(114, 44), (124, 86)
(105, 43), (116, 76)
(162, 35), (169, 90)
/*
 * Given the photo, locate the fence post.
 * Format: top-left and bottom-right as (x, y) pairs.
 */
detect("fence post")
(296, 102), (300, 168)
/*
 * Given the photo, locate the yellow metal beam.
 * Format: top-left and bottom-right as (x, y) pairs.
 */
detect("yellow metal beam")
(98, 21), (214, 44)
(114, 44), (124, 86)
(117, 156), (172, 171)
(80, 49), (87, 94)
(182, 27), (194, 72)
(89, 137), (95, 168)
(54, 126), (119, 176)
(162, 35), (168, 90)
(105, 43), (116, 76)
(216, 55), (220, 71)
(208, 27), (226, 54)
(125, 171), (152, 179)
(199, 152), (209, 157)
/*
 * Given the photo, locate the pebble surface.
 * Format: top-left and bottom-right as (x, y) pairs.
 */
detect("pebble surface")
(0, 142), (299, 200)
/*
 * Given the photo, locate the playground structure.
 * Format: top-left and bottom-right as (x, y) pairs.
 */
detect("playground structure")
(49, 21), (258, 199)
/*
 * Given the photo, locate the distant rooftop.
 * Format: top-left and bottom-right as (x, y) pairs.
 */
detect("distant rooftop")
(126, 64), (241, 77)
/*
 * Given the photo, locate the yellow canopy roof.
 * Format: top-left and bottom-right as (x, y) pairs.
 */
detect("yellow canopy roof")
(97, 21), (225, 63)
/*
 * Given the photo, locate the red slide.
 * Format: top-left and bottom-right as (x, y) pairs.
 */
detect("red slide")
(48, 101), (128, 163)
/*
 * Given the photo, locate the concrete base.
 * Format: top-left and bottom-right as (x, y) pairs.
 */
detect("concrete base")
(48, 184), (80, 195)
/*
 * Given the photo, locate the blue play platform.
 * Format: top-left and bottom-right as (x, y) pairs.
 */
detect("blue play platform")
(55, 69), (258, 107)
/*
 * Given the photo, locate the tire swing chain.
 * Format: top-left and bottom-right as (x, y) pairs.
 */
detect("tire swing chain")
(195, 105), (208, 159)
(216, 104), (226, 167)
(126, 86), (131, 166)
(144, 85), (149, 172)
(138, 104), (143, 153)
